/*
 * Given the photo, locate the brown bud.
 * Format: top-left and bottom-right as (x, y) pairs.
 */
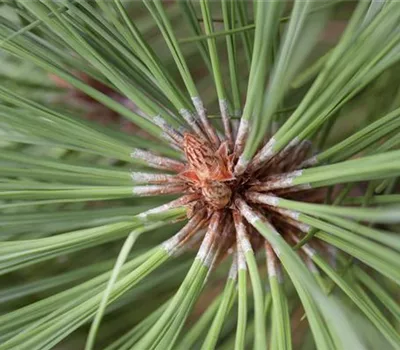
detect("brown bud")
(202, 181), (232, 209)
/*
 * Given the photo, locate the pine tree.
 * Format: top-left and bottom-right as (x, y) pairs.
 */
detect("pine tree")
(0, 1), (399, 349)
